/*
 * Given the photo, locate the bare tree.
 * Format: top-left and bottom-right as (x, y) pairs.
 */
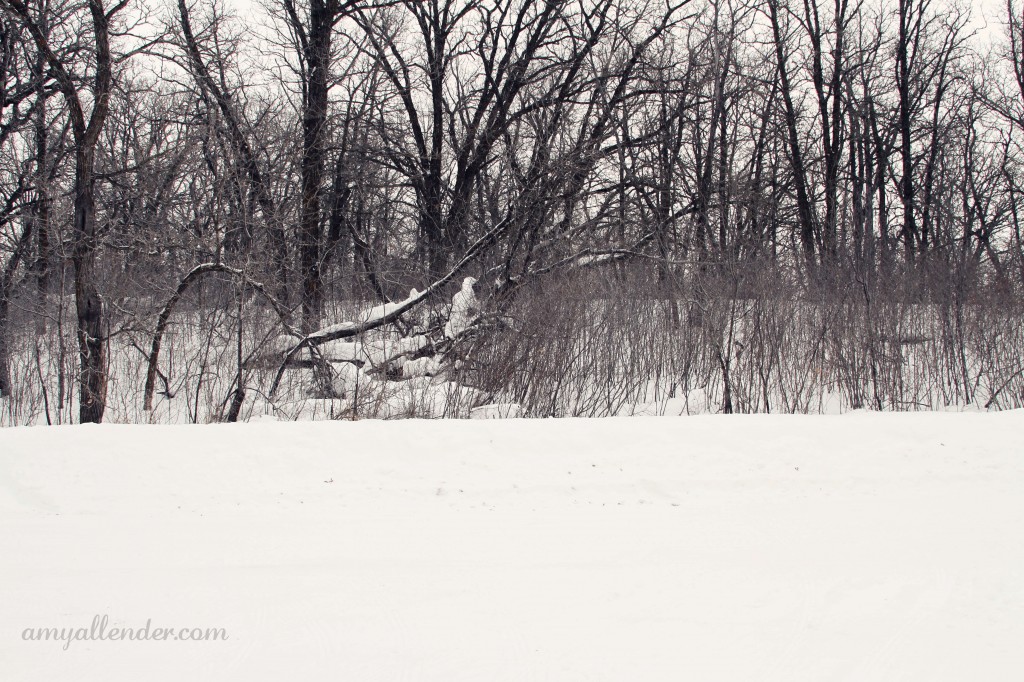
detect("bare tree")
(1, 0), (137, 422)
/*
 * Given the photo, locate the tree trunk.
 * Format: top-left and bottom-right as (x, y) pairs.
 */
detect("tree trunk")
(298, 0), (332, 333)
(0, 296), (11, 399)
(33, 42), (50, 331)
(897, 0), (918, 263)
(768, 0), (817, 264)
(72, 146), (106, 423)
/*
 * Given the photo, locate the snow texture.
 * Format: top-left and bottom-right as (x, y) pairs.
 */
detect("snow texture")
(444, 276), (479, 339)
(1, 411), (1023, 681)
(403, 356), (442, 378)
(470, 403), (522, 418)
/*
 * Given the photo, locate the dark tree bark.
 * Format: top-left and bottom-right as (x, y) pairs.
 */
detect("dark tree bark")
(768, 0), (817, 263)
(896, 0), (919, 263)
(3, 0), (123, 422)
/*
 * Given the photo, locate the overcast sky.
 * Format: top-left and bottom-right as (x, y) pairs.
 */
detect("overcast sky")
(214, 0), (1007, 51)
(218, 0), (1009, 47)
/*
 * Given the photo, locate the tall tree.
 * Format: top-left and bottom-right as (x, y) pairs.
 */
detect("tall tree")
(2, 0), (130, 422)
(279, 0), (386, 331)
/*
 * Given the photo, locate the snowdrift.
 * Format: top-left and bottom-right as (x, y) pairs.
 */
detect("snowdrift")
(1, 411), (1023, 681)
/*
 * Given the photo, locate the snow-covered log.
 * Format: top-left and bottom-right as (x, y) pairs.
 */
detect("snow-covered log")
(269, 215), (513, 397)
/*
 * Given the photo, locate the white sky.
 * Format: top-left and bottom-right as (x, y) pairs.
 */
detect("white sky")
(220, 0), (1009, 46)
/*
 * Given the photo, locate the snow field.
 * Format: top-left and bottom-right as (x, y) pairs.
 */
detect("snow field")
(1, 411), (1022, 681)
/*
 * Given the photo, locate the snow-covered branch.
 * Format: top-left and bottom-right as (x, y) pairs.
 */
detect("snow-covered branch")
(268, 214), (513, 397)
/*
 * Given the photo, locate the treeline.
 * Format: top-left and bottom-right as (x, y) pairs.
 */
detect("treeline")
(0, 0), (1023, 423)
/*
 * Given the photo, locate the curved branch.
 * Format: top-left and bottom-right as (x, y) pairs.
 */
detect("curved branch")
(268, 213), (513, 397)
(143, 263), (297, 411)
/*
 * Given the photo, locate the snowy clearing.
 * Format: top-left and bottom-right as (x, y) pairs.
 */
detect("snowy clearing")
(1, 412), (1023, 681)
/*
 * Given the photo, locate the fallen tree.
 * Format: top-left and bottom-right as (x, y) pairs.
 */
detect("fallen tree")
(267, 214), (514, 398)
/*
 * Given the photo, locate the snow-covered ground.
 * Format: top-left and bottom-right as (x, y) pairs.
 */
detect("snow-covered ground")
(1, 412), (1022, 681)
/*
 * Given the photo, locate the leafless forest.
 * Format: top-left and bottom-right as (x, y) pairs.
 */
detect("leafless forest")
(1, 0), (1023, 424)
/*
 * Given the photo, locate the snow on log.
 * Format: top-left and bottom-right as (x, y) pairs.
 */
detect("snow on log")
(269, 216), (513, 397)
(444, 277), (479, 339)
